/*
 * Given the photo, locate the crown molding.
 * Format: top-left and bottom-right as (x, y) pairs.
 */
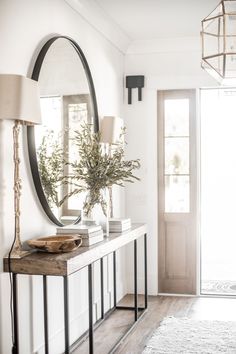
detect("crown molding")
(127, 36), (201, 55)
(64, 0), (131, 54)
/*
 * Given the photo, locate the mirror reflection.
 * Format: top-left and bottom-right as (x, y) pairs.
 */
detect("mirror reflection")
(34, 38), (95, 224)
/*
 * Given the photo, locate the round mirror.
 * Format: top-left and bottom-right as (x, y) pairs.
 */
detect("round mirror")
(28, 36), (99, 226)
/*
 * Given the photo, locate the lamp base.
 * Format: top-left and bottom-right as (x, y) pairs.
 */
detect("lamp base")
(8, 247), (32, 259)
(9, 251), (32, 259)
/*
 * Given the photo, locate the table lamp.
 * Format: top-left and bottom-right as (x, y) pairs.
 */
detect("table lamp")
(0, 74), (41, 258)
(100, 116), (123, 218)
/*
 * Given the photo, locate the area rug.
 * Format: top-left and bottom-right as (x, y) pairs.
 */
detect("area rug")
(143, 317), (236, 353)
(202, 280), (236, 295)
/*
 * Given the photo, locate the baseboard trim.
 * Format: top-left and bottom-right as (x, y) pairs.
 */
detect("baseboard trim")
(158, 293), (197, 297)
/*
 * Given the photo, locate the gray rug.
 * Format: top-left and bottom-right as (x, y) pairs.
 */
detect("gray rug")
(143, 317), (236, 353)
(202, 280), (236, 295)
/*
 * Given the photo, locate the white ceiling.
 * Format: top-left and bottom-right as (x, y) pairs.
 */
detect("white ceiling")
(95, 0), (219, 40)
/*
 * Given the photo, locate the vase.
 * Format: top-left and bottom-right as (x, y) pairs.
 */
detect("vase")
(81, 188), (110, 235)
(90, 187), (110, 237)
(103, 187), (110, 237)
(80, 207), (99, 226)
(80, 191), (98, 225)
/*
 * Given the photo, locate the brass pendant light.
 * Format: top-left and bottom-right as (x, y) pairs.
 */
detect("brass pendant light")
(201, 0), (236, 84)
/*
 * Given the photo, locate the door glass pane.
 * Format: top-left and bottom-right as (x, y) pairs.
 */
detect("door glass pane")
(36, 96), (62, 147)
(165, 99), (189, 136)
(67, 103), (88, 210)
(165, 175), (190, 213)
(165, 137), (189, 174)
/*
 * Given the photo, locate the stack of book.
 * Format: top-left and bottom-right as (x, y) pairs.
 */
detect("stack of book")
(109, 218), (131, 233)
(56, 224), (104, 246)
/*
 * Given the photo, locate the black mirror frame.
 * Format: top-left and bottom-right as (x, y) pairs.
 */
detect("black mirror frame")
(27, 35), (99, 226)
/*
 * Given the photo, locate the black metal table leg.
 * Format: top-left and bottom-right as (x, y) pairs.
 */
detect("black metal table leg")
(88, 264), (94, 354)
(63, 276), (70, 354)
(134, 240), (138, 321)
(12, 273), (19, 354)
(144, 233), (148, 309)
(113, 251), (117, 308)
(100, 258), (104, 319)
(43, 275), (49, 354)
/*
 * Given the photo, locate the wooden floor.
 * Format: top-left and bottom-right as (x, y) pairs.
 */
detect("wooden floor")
(73, 294), (236, 354)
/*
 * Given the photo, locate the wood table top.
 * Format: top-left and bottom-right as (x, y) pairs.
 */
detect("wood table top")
(4, 223), (147, 276)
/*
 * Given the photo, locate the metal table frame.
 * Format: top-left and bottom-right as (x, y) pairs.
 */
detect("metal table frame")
(11, 233), (147, 354)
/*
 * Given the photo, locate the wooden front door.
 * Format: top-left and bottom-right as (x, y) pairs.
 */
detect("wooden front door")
(158, 89), (197, 294)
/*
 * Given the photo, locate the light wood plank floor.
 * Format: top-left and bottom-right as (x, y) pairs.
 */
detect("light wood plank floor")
(73, 295), (236, 354)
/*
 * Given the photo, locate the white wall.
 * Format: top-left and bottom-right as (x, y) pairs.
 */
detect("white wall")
(124, 37), (218, 295)
(0, 1), (222, 352)
(0, 1), (126, 353)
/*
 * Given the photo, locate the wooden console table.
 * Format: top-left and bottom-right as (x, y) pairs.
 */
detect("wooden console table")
(4, 223), (148, 354)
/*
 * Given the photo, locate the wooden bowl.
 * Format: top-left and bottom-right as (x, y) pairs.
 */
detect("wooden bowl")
(27, 235), (82, 253)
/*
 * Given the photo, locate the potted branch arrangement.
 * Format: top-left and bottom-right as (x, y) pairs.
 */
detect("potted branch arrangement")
(62, 124), (140, 234)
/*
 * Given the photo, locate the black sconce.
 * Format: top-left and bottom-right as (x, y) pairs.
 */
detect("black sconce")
(126, 75), (145, 104)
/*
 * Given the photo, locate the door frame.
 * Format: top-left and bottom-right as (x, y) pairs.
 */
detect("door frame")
(157, 89), (199, 295)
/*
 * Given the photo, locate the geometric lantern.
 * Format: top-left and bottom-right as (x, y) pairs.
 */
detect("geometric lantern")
(201, 0), (236, 84)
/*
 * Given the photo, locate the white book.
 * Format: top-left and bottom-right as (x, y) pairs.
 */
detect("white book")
(109, 223), (131, 229)
(109, 224), (131, 230)
(109, 218), (131, 225)
(58, 230), (104, 239)
(109, 222), (131, 228)
(81, 234), (104, 246)
(79, 230), (104, 239)
(109, 225), (131, 232)
(56, 224), (102, 235)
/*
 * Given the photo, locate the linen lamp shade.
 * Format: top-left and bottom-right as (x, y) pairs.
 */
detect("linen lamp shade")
(100, 116), (123, 144)
(0, 74), (41, 124)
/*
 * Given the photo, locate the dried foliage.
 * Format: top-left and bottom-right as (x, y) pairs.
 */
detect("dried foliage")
(37, 131), (65, 208)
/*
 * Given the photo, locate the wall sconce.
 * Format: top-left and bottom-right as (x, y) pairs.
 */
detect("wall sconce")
(201, 0), (236, 84)
(126, 75), (145, 104)
(0, 74), (41, 258)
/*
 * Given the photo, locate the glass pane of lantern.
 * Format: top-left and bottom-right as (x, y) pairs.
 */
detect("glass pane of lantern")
(164, 99), (189, 136)
(165, 137), (189, 175)
(225, 15), (236, 51)
(203, 33), (223, 57)
(204, 3), (223, 20)
(224, 0), (236, 14)
(203, 16), (221, 36)
(225, 33), (236, 54)
(205, 54), (224, 76)
(225, 54), (236, 77)
(165, 176), (190, 213)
